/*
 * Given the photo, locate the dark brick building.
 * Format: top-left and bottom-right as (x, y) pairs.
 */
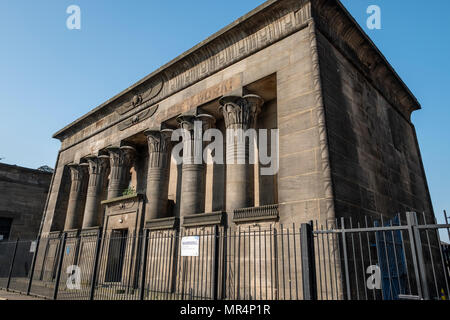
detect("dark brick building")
(0, 163), (52, 240)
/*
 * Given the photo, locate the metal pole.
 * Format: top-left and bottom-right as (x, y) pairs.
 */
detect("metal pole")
(212, 225), (220, 300)
(26, 237), (41, 295)
(53, 233), (67, 300)
(139, 229), (149, 300)
(300, 223), (317, 300)
(340, 218), (351, 300)
(406, 212), (429, 300)
(89, 231), (102, 300)
(6, 239), (19, 291)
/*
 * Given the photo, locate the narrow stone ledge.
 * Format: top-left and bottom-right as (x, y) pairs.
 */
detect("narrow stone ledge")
(101, 193), (143, 205)
(233, 204), (279, 223)
(80, 226), (101, 238)
(182, 211), (225, 227)
(64, 229), (80, 239)
(48, 231), (62, 239)
(145, 217), (179, 231)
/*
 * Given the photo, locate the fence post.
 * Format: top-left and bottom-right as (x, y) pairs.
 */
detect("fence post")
(52, 232), (67, 300)
(212, 225), (220, 300)
(406, 211), (430, 300)
(89, 231), (102, 300)
(26, 237), (41, 295)
(6, 239), (19, 291)
(340, 217), (351, 300)
(139, 229), (149, 301)
(300, 223), (317, 300)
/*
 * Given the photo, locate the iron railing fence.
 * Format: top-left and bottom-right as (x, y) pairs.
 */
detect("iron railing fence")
(0, 211), (449, 300)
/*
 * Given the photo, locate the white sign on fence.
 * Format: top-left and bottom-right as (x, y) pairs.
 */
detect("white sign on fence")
(29, 241), (37, 253)
(181, 236), (199, 257)
(0, 235), (3, 241)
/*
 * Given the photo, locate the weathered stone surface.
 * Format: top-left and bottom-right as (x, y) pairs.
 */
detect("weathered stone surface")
(0, 163), (51, 240)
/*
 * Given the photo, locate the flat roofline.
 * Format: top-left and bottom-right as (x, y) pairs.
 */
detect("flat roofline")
(0, 162), (53, 175)
(53, 0), (420, 139)
(52, 0), (278, 139)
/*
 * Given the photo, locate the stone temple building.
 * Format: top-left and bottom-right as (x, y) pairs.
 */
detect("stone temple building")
(35, 0), (435, 299)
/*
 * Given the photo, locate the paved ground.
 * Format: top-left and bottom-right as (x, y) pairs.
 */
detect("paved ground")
(0, 289), (44, 300)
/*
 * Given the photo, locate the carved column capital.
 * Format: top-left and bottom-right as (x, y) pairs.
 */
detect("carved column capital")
(107, 146), (136, 168)
(145, 129), (173, 154)
(219, 94), (263, 129)
(106, 145), (136, 199)
(85, 155), (110, 176)
(68, 163), (87, 182)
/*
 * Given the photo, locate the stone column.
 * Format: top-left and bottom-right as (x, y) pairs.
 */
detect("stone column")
(177, 112), (215, 217)
(144, 129), (173, 221)
(64, 164), (88, 231)
(81, 155), (110, 229)
(106, 146), (136, 199)
(219, 94), (263, 211)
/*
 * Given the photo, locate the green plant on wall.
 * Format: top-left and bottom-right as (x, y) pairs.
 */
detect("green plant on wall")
(122, 186), (136, 196)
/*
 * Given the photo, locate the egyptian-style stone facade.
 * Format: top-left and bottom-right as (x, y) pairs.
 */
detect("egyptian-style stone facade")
(40, 0), (432, 239)
(0, 163), (52, 240)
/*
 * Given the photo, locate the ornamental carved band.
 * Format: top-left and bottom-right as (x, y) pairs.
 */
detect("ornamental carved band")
(68, 164), (88, 193)
(85, 155), (110, 189)
(219, 94), (264, 130)
(107, 146), (136, 198)
(145, 129), (173, 169)
(177, 112), (215, 164)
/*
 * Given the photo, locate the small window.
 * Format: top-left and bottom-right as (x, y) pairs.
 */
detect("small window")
(0, 218), (13, 241)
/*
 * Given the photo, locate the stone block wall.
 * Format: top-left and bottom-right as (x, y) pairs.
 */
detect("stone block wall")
(0, 163), (52, 240)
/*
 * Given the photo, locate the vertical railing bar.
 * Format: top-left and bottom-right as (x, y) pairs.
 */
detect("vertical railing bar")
(433, 213), (450, 298)
(389, 219), (403, 296)
(89, 231), (102, 300)
(52, 233), (67, 300)
(315, 221), (323, 300)
(6, 239), (20, 291)
(286, 227), (292, 300)
(292, 223), (298, 300)
(364, 217), (376, 300)
(340, 218), (351, 300)
(236, 228), (241, 300)
(349, 218), (360, 300)
(264, 229), (268, 300)
(422, 212), (439, 298)
(280, 224), (286, 300)
(26, 237), (41, 296)
(253, 228), (256, 300)
(259, 227), (262, 300)
(380, 215), (394, 300)
(320, 225), (328, 300)
(357, 222), (368, 300)
(397, 213), (413, 295)
(273, 227), (279, 300)
(406, 212), (425, 299)
(325, 220), (334, 300)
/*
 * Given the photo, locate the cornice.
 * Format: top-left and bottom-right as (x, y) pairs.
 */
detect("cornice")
(53, 0), (420, 143)
(312, 0), (420, 120)
(53, 0), (311, 142)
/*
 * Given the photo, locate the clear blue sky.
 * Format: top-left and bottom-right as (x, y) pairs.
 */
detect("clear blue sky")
(0, 1), (448, 233)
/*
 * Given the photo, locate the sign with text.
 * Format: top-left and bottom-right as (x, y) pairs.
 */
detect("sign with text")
(30, 241), (37, 253)
(181, 236), (199, 257)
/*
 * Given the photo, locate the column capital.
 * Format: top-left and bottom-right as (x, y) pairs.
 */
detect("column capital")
(67, 163), (88, 182)
(84, 155), (110, 175)
(144, 129), (173, 154)
(107, 145), (136, 168)
(219, 94), (264, 129)
(176, 111), (216, 135)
